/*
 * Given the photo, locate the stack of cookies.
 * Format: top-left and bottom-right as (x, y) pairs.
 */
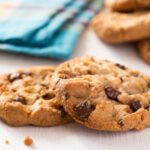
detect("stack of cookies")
(92, 0), (150, 65)
(0, 57), (150, 132)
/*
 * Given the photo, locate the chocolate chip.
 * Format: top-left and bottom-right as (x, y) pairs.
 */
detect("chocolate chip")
(118, 119), (124, 127)
(59, 106), (67, 118)
(120, 77), (124, 82)
(105, 86), (121, 101)
(144, 105), (150, 110)
(8, 73), (22, 82)
(40, 84), (47, 87)
(42, 93), (55, 100)
(14, 96), (26, 105)
(115, 63), (126, 70)
(130, 100), (141, 112)
(148, 82), (150, 88)
(87, 70), (93, 75)
(73, 101), (95, 121)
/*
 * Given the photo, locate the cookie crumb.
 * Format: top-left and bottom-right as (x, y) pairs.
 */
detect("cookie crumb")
(24, 136), (33, 146)
(4, 140), (9, 144)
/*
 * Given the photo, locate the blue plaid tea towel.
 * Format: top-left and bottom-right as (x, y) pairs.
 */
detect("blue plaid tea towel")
(0, 0), (103, 60)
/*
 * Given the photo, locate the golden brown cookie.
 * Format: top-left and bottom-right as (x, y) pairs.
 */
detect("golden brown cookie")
(53, 57), (150, 131)
(105, 0), (150, 12)
(92, 10), (150, 44)
(0, 66), (72, 126)
(137, 39), (150, 65)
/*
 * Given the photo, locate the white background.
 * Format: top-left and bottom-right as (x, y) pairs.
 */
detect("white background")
(0, 28), (149, 150)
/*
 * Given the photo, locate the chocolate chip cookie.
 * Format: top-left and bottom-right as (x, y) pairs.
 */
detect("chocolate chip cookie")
(0, 66), (72, 126)
(54, 57), (150, 131)
(105, 0), (150, 12)
(137, 39), (150, 65)
(92, 10), (150, 44)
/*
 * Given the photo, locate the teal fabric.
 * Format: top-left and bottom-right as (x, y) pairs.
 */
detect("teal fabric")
(0, 0), (103, 59)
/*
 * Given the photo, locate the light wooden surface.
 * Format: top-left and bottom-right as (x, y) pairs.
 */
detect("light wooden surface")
(0, 29), (149, 150)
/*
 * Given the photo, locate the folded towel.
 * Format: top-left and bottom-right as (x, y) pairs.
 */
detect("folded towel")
(0, 0), (103, 60)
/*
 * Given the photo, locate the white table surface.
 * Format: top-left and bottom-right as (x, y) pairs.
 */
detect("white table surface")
(0, 29), (149, 150)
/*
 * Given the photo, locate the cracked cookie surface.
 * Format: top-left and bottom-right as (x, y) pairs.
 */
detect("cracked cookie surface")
(137, 39), (150, 65)
(0, 66), (72, 126)
(92, 10), (150, 44)
(54, 57), (150, 131)
(105, 0), (150, 12)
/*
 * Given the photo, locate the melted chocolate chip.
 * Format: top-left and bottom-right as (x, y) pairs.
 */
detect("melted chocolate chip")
(42, 93), (55, 100)
(14, 96), (26, 105)
(130, 100), (141, 112)
(105, 86), (121, 101)
(59, 106), (67, 118)
(115, 63), (126, 70)
(73, 101), (95, 121)
(8, 73), (22, 82)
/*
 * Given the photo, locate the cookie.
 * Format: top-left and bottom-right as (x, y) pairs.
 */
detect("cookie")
(92, 10), (150, 44)
(53, 57), (150, 131)
(0, 66), (72, 126)
(105, 0), (150, 12)
(137, 39), (150, 64)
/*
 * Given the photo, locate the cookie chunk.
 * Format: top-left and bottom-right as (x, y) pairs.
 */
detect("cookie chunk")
(92, 10), (150, 44)
(0, 66), (72, 126)
(105, 0), (150, 12)
(137, 39), (150, 65)
(54, 57), (150, 131)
